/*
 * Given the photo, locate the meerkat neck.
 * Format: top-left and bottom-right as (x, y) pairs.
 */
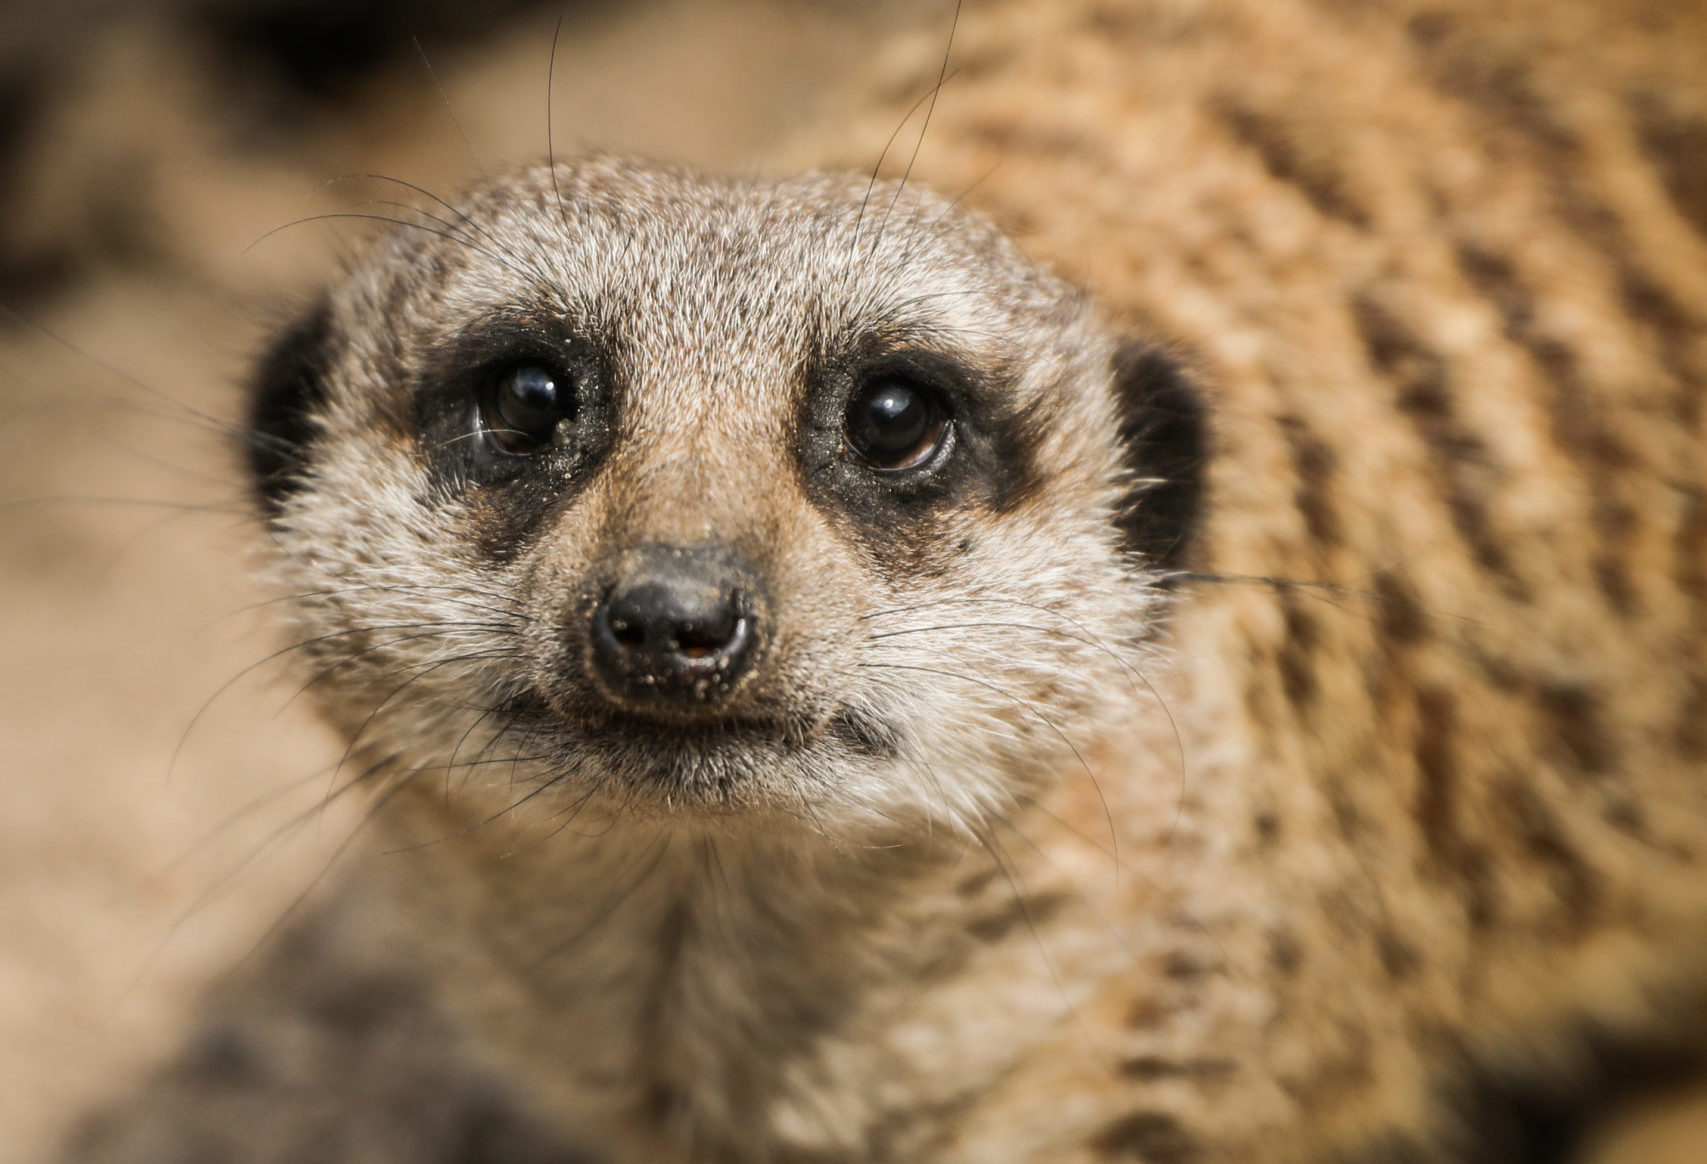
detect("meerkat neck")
(373, 789), (1054, 1153)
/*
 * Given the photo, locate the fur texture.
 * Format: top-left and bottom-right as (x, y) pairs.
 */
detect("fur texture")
(66, 1), (1707, 1162)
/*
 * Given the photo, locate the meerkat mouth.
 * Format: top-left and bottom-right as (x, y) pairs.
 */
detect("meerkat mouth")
(494, 687), (898, 797)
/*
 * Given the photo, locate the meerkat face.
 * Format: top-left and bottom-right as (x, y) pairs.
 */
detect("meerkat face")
(246, 155), (1202, 838)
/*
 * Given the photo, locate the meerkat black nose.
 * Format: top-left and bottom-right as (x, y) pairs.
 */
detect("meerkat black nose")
(589, 546), (759, 708)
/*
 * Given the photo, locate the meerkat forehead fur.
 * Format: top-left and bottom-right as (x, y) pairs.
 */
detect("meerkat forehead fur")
(249, 153), (1202, 838)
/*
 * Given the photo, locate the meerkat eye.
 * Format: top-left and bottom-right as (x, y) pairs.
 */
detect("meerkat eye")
(843, 373), (951, 471)
(479, 363), (574, 455)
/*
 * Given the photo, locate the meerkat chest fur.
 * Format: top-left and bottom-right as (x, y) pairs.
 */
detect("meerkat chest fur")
(380, 792), (1155, 1158)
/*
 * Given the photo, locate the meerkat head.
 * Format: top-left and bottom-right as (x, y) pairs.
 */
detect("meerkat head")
(245, 155), (1203, 840)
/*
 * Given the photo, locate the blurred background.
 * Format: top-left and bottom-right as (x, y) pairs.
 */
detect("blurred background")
(0, 2), (941, 1158)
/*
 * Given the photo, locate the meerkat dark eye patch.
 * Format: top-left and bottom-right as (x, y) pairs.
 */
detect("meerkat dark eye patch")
(409, 321), (619, 561)
(414, 319), (614, 486)
(1110, 340), (1208, 570)
(797, 340), (1045, 574)
(246, 296), (335, 518)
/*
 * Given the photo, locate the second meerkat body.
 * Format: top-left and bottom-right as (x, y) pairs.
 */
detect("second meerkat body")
(66, 1), (1707, 1162)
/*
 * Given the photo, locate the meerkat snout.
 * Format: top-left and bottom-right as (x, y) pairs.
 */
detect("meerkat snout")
(587, 544), (761, 710)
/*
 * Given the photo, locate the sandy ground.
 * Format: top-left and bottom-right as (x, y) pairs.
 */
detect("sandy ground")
(0, 3), (930, 1157)
(2, 3), (1704, 1162)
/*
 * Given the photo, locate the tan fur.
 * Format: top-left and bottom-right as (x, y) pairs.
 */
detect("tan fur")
(798, 1), (1707, 1158)
(67, 1), (1707, 1162)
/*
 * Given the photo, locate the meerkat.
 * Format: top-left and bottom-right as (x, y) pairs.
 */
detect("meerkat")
(61, 0), (1707, 1162)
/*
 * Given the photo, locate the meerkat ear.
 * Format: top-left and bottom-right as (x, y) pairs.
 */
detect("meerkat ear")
(1109, 340), (1208, 571)
(246, 297), (334, 517)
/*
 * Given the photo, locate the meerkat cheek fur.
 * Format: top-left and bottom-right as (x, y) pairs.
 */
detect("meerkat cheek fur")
(69, 0), (1707, 1162)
